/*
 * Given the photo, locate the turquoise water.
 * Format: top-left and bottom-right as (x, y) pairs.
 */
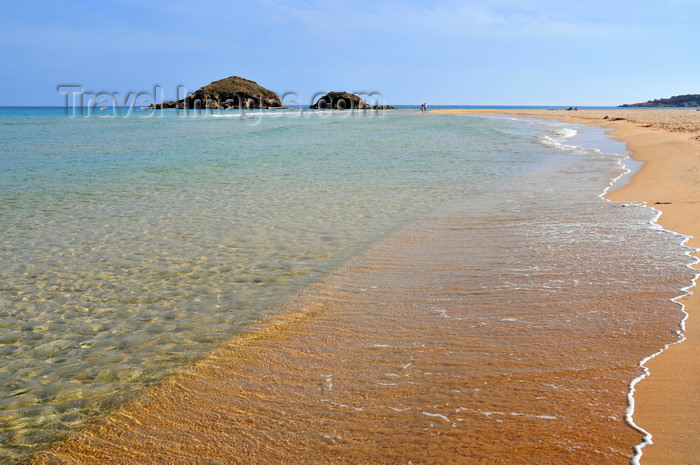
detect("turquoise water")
(0, 108), (693, 462)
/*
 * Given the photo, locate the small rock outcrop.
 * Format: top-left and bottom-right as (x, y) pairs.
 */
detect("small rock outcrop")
(310, 92), (395, 110)
(154, 76), (282, 110)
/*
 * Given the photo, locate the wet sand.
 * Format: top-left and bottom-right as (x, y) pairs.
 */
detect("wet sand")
(435, 108), (700, 464)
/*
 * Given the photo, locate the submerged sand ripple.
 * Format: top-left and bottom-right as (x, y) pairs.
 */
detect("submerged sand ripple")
(31, 167), (691, 464)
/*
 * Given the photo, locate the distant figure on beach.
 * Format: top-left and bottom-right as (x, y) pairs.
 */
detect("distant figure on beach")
(421, 102), (428, 113)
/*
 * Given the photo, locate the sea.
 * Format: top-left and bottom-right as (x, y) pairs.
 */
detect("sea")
(0, 106), (696, 464)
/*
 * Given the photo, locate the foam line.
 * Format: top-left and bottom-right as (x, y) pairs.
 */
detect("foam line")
(595, 132), (700, 465)
(534, 118), (700, 464)
(626, 219), (699, 465)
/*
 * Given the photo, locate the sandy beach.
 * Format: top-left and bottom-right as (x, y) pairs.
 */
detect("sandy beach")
(22, 109), (695, 465)
(436, 108), (700, 464)
(8, 107), (693, 465)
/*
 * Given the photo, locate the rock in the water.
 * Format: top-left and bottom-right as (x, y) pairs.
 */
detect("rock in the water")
(153, 76), (282, 110)
(310, 91), (395, 110)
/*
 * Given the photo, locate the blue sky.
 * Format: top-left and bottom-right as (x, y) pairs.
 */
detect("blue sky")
(1, 0), (698, 106)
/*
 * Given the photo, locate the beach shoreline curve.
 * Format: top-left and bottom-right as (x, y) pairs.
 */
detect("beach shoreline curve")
(433, 108), (700, 464)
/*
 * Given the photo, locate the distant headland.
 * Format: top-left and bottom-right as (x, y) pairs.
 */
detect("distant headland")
(151, 76), (393, 110)
(619, 94), (700, 107)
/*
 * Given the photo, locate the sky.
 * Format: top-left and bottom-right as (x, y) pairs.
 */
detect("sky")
(0, 0), (698, 106)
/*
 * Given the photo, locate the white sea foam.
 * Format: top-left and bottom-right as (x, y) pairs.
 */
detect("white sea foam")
(582, 121), (700, 465)
(422, 412), (450, 422)
(387, 407), (411, 412)
(626, 223), (699, 465)
(322, 374), (333, 391)
(555, 127), (578, 139)
(536, 134), (585, 151)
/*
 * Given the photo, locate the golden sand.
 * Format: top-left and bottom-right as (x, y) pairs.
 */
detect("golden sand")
(435, 108), (700, 464)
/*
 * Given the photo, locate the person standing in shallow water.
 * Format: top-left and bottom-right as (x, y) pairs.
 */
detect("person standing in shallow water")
(421, 102), (428, 113)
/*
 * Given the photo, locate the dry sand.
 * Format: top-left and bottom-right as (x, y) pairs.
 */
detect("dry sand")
(435, 108), (700, 464)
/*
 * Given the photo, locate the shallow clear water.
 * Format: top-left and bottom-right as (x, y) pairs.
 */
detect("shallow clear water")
(0, 108), (695, 463)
